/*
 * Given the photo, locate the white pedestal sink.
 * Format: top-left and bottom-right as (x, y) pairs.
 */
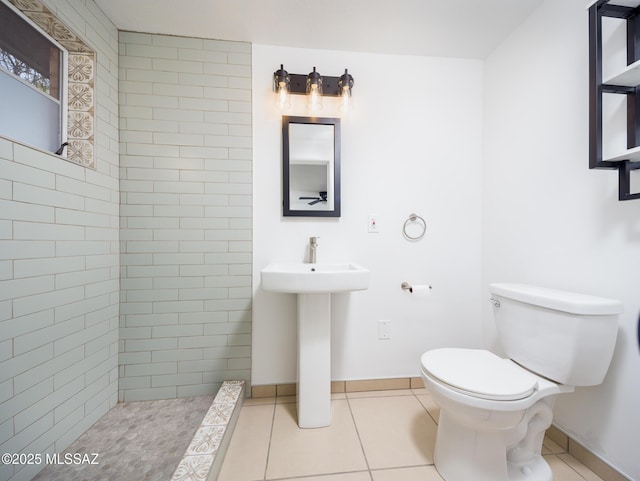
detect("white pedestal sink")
(261, 263), (369, 428)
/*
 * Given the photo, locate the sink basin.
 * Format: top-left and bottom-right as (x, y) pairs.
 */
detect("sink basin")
(261, 263), (370, 293)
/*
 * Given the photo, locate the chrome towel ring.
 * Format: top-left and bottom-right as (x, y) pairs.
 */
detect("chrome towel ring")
(403, 213), (426, 240)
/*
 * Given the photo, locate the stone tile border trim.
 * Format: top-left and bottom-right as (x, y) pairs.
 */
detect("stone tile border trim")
(7, 0), (96, 168)
(170, 380), (245, 481)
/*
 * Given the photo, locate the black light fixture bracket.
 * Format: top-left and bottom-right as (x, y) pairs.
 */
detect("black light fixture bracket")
(288, 73), (342, 96)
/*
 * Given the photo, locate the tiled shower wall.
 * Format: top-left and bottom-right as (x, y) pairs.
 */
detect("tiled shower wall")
(0, 1), (120, 480)
(118, 32), (252, 402)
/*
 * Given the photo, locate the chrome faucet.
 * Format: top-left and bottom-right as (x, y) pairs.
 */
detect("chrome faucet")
(309, 237), (319, 264)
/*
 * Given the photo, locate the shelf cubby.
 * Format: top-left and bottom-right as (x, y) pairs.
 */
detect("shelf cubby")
(589, 0), (640, 199)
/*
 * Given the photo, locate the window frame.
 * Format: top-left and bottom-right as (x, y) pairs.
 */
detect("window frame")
(0, 0), (69, 153)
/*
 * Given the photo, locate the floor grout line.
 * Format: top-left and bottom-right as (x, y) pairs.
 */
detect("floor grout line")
(263, 401), (278, 481)
(345, 394), (374, 478)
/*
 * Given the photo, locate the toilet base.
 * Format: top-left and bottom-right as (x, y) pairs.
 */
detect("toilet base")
(435, 411), (511, 481)
(434, 402), (554, 481)
(507, 455), (552, 481)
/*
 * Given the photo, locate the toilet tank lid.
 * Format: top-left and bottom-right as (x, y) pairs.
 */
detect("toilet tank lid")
(489, 283), (623, 315)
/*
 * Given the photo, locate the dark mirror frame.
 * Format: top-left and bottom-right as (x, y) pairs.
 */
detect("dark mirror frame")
(282, 116), (341, 217)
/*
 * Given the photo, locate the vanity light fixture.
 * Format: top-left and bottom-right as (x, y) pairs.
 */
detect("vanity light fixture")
(306, 67), (323, 112)
(338, 69), (354, 114)
(274, 64), (291, 111)
(273, 65), (355, 114)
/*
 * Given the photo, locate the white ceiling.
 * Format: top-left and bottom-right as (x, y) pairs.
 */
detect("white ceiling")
(94, 0), (540, 59)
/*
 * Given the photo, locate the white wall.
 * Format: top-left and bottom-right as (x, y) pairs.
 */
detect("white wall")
(483, 0), (640, 479)
(118, 32), (253, 402)
(0, 1), (120, 480)
(252, 44), (484, 385)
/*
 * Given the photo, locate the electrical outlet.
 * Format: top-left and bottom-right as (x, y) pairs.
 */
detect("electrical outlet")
(368, 214), (379, 233)
(378, 320), (390, 339)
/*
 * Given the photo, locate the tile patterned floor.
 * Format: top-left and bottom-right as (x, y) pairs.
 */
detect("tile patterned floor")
(31, 396), (213, 481)
(218, 388), (606, 481)
(171, 381), (245, 481)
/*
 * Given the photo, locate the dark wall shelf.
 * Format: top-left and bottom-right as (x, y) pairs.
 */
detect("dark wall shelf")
(589, 0), (640, 200)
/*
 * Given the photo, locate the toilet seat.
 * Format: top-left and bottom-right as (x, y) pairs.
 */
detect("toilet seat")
(421, 348), (539, 401)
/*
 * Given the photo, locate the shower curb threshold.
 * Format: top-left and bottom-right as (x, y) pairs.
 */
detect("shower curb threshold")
(170, 380), (245, 481)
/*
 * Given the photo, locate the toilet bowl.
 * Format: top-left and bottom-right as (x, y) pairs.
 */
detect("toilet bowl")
(420, 283), (622, 481)
(421, 348), (572, 481)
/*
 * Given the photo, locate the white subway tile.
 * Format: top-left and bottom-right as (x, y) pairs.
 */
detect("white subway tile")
(55, 240), (111, 257)
(0, 221), (11, 240)
(178, 72), (227, 88)
(55, 295), (110, 325)
(204, 86), (251, 101)
(125, 362), (178, 377)
(203, 61), (250, 77)
(126, 142), (181, 158)
(126, 289), (179, 302)
(179, 97), (228, 112)
(153, 58), (203, 74)
(0, 344), (53, 386)
(0, 158), (55, 189)
(13, 222), (84, 241)
(120, 105), (153, 120)
(152, 324), (202, 338)
(228, 52), (251, 66)
(0, 261), (11, 281)
(0, 275), (53, 302)
(151, 349), (202, 362)
(124, 338), (177, 352)
(152, 300), (203, 314)
(154, 157), (204, 170)
(14, 317), (84, 357)
(0, 240), (54, 260)
(0, 179), (11, 200)
(153, 35), (203, 49)
(126, 43), (177, 60)
(55, 267), (110, 290)
(123, 313), (178, 327)
(0, 136), (13, 160)
(118, 376), (151, 390)
(0, 379), (12, 406)
(178, 241), (227, 253)
(151, 372), (202, 388)
(56, 176), (111, 202)
(52, 383), (87, 424)
(153, 107), (204, 122)
(207, 39), (250, 52)
(122, 387), (176, 402)
(177, 48), (227, 63)
(0, 199), (54, 223)
(179, 311), (228, 324)
(119, 31), (153, 46)
(177, 359), (226, 374)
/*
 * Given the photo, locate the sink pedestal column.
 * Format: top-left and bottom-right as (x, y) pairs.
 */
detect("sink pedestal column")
(297, 293), (331, 428)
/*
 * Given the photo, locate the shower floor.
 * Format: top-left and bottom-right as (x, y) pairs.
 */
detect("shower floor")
(31, 396), (213, 481)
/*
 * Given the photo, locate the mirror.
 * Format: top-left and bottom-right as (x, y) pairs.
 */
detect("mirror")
(282, 116), (341, 217)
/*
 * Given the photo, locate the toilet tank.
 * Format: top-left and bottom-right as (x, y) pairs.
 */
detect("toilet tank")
(489, 283), (622, 386)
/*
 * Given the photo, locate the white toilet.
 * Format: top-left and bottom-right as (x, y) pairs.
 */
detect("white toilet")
(420, 283), (622, 481)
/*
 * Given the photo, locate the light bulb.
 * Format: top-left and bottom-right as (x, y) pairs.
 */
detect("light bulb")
(339, 85), (352, 114)
(308, 84), (322, 112)
(276, 81), (290, 111)
(338, 68), (354, 115)
(306, 67), (323, 113)
(273, 64), (291, 111)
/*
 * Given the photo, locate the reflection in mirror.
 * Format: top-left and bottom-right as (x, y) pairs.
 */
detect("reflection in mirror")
(282, 116), (341, 217)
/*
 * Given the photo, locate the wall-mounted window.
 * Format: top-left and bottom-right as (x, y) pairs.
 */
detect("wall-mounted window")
(0, 0), (67, 153)
(0, 0), (96, 168)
